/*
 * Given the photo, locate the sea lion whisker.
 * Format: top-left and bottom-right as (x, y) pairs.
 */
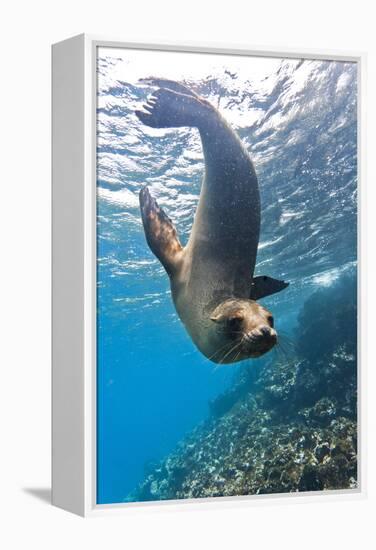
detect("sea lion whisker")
(280, 340), (296, 355)
(210, 341), (240, 372)
(219, 341), (243, 365)
(207, 339), (237, 362)
(276, 339), (287, 355)
(272, 343), (286, 362)
(278, 335), (295, 353)
(275, 339), (294, 362)
(213, 342), (238, 365)
(278, 330), (296, 346)
(233, 347), (243, 363)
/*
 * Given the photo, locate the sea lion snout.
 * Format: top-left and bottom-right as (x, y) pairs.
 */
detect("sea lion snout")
(260, 325), (277, 342)
(243, 325), (277, 353)
(248, 325), (277, 340)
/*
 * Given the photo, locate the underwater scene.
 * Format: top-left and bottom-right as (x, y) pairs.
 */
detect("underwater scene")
(96, 48), (358, 504)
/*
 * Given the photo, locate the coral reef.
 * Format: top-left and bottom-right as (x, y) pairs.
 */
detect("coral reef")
(132, 273), (357, 501)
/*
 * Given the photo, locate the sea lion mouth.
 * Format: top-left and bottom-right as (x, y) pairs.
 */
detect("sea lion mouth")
(241, 327), (277, 356)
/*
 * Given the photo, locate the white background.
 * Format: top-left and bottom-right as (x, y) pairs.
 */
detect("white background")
(1, 0), (375, 548)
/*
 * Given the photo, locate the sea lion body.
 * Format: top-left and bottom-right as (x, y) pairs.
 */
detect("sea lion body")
(136, 80), (288, 363)
(172, 110), (260, 359)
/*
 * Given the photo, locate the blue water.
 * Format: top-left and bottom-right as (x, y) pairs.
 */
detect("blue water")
(96, 49), (357, 504)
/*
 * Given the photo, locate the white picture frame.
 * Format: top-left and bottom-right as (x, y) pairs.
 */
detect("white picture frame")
(52, 34), (366, 517)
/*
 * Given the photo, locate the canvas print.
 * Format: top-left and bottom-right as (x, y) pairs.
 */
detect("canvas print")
(96, 47), (358, 504)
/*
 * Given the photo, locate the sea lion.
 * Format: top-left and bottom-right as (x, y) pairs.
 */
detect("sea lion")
(136, 78), (288, 364)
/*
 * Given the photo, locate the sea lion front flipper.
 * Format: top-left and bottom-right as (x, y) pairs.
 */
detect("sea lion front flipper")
(139, 186), (184, 277)
(250, 276), (289, 300)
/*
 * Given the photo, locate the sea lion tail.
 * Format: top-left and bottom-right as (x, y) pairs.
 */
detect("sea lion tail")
(136, 85), (212, 129)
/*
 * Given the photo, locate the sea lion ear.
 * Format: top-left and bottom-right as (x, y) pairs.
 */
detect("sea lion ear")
(139, 186), (184, 277)
(210, 310), (226, 323)
(250, 275), (289, 301)
(210, 314), (221, 323)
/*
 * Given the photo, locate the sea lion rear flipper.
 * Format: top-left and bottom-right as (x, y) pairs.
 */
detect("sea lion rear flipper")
(250, 276), (289, 300)
(139, 186), (184, 276)
(139, 78), (200, 99)
(136, 86), (211, 129)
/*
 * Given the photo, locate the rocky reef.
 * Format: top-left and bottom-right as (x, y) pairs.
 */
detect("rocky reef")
(132, 273), (357, 501)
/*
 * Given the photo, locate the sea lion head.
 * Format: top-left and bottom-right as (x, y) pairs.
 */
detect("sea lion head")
(209, 298), (277, 363)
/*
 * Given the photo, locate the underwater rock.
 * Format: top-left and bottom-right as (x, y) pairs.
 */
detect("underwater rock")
(297, 273), (357, 362)
(134, 407), (357, 500)
(131, 273), (357, 501)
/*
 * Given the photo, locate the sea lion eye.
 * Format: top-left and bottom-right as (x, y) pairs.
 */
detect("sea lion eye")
(227, 316), (242, 330)
(268, 315), (274, 328)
